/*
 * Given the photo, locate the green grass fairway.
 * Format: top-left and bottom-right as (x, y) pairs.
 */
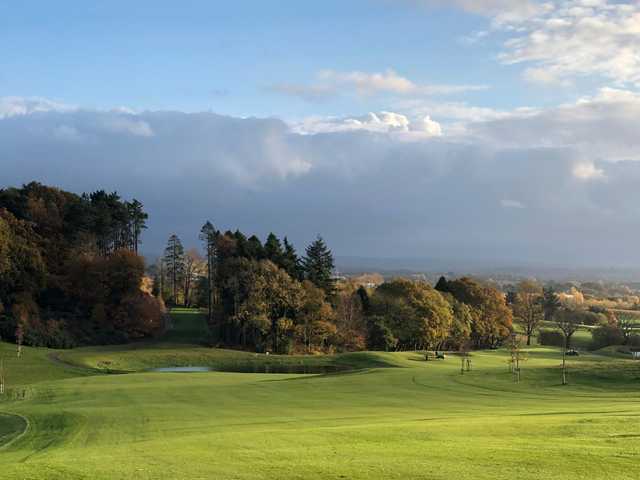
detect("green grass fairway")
(1, 310), (640, 479)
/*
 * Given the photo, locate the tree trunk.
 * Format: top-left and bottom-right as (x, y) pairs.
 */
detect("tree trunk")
(562, 337), (567, 385)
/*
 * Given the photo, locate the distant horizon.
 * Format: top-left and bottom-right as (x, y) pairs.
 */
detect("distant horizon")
(139, 247), (640, 282)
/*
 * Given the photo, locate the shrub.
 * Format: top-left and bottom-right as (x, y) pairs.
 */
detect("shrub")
(591, 325), (624, 350)
(537, 329), (564, 347)
(579, 311), (605, 326)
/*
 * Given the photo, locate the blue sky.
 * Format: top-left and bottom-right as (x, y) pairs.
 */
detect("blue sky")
(2, 1), (640, 268)
(1, 0), (569, 117)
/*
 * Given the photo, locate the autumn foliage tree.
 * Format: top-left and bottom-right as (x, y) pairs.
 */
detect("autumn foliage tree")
(0, 183), (160, 347)
(513, 280), (544, 345)
(369, 279), (453, 351)
(437, 277), (512, 348)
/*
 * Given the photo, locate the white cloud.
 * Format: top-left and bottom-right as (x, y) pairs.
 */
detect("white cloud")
(411, 0), (551, 24)
(414, 115), (443, 136)
(293, 111), (442, 137)
(318, 69), (486, 96)
(269, 69), (487, 101)
(0, 96), (75, 118)
(573, 162), (605, 180)
(495, 1), (640, 87)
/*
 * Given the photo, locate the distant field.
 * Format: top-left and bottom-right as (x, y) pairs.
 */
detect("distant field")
(514, 321), (594, 350)
(1, 310), (640, 479)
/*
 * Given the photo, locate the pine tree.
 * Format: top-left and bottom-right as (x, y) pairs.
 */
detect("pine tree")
(163, 234), (185, 305)
(301, 235), (335, 298)
(200, 221), (218, 325)
(233, 230), (249, 258)
(246, 235), (265, 260)
(127, 199), (148, 253)
(264, 233), (284, 265)
(434, 276), (449, 292)
(282, 237), (302, 280)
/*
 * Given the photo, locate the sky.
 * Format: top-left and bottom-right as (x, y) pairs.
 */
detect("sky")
(2, 0), (640, 268)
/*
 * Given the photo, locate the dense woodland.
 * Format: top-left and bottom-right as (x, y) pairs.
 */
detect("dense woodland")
(3, 182), (633, 355)
(0, 183), (164, 347)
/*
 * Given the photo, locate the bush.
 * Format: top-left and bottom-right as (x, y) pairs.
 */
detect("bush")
(23, 318), (77, 349)
(591, 325), (624, 350)
(537, 329), (564, 347)
(578, 311), (605, 326)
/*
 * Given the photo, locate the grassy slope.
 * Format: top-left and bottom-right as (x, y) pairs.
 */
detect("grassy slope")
(57, 309), (395, 372)
(1, 310), (639, 479)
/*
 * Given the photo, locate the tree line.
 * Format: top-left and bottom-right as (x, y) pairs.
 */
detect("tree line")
(153, 224), (515, 354)
(0, 182), (519, 354)
(0, 182), (163, 347)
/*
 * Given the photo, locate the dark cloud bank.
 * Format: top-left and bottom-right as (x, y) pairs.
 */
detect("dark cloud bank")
(2, 106), (640, 271)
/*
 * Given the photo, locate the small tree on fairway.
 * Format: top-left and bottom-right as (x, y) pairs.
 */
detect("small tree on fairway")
(554, 308), (581, 385)
(614, 312), (636, 344)
(302, 236), (335, 299)
(508, 333), (525, 383)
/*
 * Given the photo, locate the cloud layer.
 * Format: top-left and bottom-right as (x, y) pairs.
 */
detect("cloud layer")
(2, 93), (640, 268)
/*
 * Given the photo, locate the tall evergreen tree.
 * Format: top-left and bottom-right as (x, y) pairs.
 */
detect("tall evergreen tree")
(126, 199), (148, 253)
(264, 233), (284, 265)
(246, 235), (265, 260)
(163, 234), (185, 305)
(200, 221), (218, 325)
(301, 235), (335, 298)
(233, 230), (249, 258)
(281, 237), (302, 280)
